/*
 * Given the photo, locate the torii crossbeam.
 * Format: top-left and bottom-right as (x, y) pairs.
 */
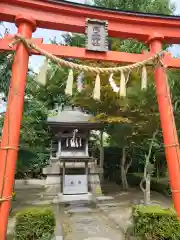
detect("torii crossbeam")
(0, 0), (180, 238)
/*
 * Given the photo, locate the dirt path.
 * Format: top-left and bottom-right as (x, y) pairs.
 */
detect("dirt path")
(60, 184), (172, 240)
(61, 202), (125, 240)
(8, 183), (172, 240)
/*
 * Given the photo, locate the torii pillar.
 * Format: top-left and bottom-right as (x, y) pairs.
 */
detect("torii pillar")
(0, 15), (36, 239)
(149, 35), (180, 218)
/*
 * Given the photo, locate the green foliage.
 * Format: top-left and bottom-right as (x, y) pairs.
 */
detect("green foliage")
(15, 207), (55, 240)
(36, 0), (174, 185)
(151, 179), (171, 197)
(16, 149), (37, 176)
(133, 205), (180, 239)
(0, 53), (13, 96)
(63, 33), (85, 47)
(0, 24), (12, 95)
(128, 173), (171, 196)
(0, 0), (177, 180)
(16, 149), (49, 178)
(94, 0), (174, 14)
(16, 77), (51, 176)
(94, 0), (173, 54)
(32, 64), (70, 109)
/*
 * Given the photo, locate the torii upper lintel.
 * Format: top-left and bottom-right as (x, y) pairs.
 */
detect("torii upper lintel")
(1, 0), (180, 43)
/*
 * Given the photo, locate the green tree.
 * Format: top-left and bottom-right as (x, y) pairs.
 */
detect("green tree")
(0, 0), (176, 181)
(0, 22), (12, 95)
(56, 0), (174, 189)
(94, 0), (174, 14)
(0, 53), (13, 96)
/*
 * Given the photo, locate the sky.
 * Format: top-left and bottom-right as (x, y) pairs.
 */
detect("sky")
(169, 0), (180, 56)
(173, 0), (180, 14)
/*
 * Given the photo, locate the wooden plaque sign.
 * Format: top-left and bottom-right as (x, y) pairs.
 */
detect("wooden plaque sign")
(85, 18), (108, 52)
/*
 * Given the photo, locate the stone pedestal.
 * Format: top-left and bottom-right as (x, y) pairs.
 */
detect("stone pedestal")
(89, 165), (102, 196)
(43, 160), (61, 199)
(43, 158), (102, 199)
(57, 193), (93, 203)
(96, 167), (104, 182)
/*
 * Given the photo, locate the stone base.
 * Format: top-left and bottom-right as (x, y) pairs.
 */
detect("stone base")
(57, 193), (93, 203)
(89, 169), (102, 196)
(42, 184), (61, 200)
(45, 175), (61, 185)
(96, 196), (114, 201)
(43, 162), (60, 175)
(89, 178), (99, 195)
(43, 159), (103, 199)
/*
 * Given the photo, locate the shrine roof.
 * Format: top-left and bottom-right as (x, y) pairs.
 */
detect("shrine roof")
(44, 0), (180, 20)
(47, 106), (100, 127)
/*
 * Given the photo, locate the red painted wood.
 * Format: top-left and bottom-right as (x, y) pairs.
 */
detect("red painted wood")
(0, 35), (43, 53)
(0, 37), (179, 68)
(0, 16), (36, 240)
(151, 39), (180, 220)
(1, 0), (180, 43)
(0, 0), (179, 230)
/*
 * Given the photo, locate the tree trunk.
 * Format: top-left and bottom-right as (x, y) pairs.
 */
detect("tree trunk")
(140, 130), (158, 205)
(99, 130), (104, 181)
(156, 159), (159, 181)
(99, 131), (104, 168)
(144, 174), (151, 205)
(121, 147), (129, 191)
(121, 166), (129, 191)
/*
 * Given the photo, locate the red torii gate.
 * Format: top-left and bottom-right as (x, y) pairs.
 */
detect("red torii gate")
(0, 0), (180, 238)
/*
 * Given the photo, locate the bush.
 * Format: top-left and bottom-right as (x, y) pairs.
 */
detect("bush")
(127, 173), (171, 197)
(15, 206), (55, 240)
(151, 178), (171, 197)
(133, 205), (180, 240)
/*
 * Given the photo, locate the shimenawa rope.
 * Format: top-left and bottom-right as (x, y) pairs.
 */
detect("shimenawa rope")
(0, 196), (12, 203)
(9, 34), (165, 74)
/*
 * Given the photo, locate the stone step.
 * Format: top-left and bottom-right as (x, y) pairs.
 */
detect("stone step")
(55, 193), (93, 203)
(97, 202), (130, 208)
(96, 196), (114, 201)
(66, 207), (94, 214)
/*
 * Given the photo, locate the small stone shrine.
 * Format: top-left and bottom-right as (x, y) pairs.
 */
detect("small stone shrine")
(43, 105), (103, 202)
